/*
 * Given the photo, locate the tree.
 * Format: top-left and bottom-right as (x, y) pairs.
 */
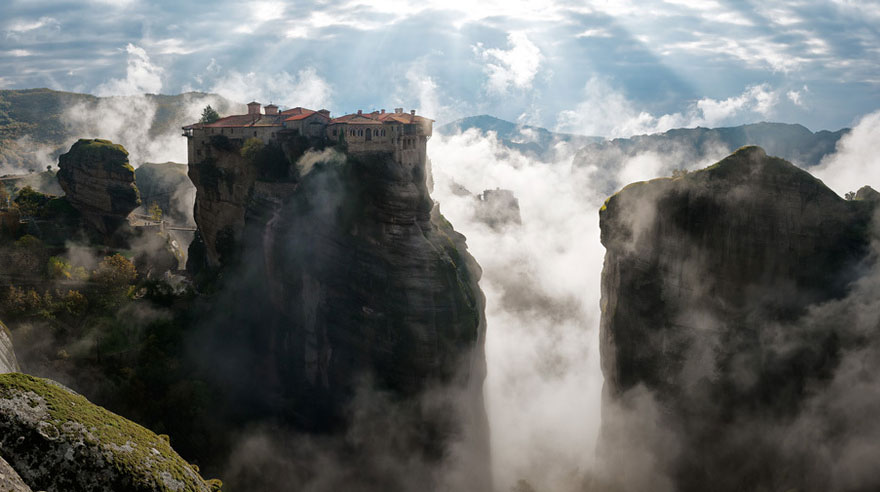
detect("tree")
(91, 254), (137, 307)
(148, 202), (163, 222)
(845, 191), (856, 201)
(200, 105), (220, 124)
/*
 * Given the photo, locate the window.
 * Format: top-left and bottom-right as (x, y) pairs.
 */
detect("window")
(358, 129), (363, 136)
(254, 131), (257, 136)
(332, 129), (337, 136)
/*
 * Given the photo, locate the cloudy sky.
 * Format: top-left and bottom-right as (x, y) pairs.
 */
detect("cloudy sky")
(1, 0), (879, 136)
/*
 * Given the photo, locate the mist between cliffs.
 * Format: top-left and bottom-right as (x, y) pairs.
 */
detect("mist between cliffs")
(428, 108), (880, 492)
(426, 128), (723, 491)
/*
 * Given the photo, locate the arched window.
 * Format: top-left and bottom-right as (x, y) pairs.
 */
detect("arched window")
(365, 128), (372, 141)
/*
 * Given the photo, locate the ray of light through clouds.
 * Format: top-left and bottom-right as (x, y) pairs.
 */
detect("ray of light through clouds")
(1, 0), (880, 490)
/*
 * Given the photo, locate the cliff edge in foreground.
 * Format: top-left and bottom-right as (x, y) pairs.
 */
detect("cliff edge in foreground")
(599, 146), (880, 492)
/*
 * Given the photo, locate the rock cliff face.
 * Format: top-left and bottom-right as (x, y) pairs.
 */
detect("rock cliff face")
(57, 139), (140, 235)
(188, 136), (489, 490)
(0, 322), (19, 374)
(0, 373), (212, 492)
(599, 146), (880, 492)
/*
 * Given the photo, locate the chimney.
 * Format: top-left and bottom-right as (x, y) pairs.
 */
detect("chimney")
(318, 109), (330, 117)
(394, 108), (403, 114)
(357, 109), (362, 115)
(264, 103), (279, 115)
(247, 101), (261, 115)
(381, 109), (385, 114)
(410, 109), (416, 115)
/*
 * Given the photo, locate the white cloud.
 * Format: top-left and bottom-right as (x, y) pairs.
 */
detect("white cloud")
(813, 110), (880, 197)
(252, 1), (286, 23)
(149, 38), (199, 56)
(95, 44), (164, 96)
(5, 16), (59, 34)
(4, 50), (32, 57)
(209, 67), (332, 109)
(557, 79), (781, 138)
(576, 28), (613, 38)
(787, 86), (807, 106)
(696, 83), (777, 124)
(661, 35), (808, 72)
(473, 32), (543, 95)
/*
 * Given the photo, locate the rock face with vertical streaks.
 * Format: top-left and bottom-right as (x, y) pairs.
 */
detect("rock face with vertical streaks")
(188, 134), (490, 490)
(598, 146), (880, 492)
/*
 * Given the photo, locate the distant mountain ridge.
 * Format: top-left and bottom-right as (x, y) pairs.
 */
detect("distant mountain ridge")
(576, 121), (847, 169)
(439, 115), (848, 171)
(438, 114), (603, 160)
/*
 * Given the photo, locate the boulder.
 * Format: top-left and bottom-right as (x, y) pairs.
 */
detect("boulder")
(56, 139), (140, 235)
(0, 373), (211, 492)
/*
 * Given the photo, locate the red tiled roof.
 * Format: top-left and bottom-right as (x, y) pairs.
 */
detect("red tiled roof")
(329, 111), (434, 125)
(203, 114), (285, 128)
(280, 106), (313, 116)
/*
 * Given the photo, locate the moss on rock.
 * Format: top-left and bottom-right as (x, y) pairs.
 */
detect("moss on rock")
(0, 373), (211, 492)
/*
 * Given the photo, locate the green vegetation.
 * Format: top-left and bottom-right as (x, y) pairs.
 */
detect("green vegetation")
(149, 202), (163, 222)
(60, 138), (134, 173)
(199, 105), (220, 124)
(13, 186), (51, 217)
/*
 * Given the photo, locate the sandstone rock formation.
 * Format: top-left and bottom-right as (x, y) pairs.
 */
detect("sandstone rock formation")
(0, 373), (212, 492)
(57, 139), (140, 235)
(599, 146), (880, 492)
(0, 322), (19, 374)
(187, 135), (489, 490)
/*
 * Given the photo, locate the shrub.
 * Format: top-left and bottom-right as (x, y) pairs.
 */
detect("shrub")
(91, 254), (137, 308)
(48, 256), (72, 279)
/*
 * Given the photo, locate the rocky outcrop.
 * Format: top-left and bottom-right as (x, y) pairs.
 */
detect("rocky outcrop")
(57, 139), (140, 235)
(475, 188), (521, 229)
(188, 136), (489, 490)
(187, 136), (259, 267)
(598, 146), (879, 492)
(0, 322), (19, 374)
(0, 456), (31, 492)
(0, 373), (212, 492)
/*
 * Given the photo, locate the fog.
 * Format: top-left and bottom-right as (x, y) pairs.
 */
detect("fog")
(426, 127), (703, 490)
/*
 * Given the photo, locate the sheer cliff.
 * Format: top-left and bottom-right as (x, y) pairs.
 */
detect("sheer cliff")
(186, 136), (489, 490)
(598, 146), (880, 492)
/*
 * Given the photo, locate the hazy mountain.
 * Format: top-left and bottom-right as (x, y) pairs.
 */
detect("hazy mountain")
(0, 88), (241, 172)
(438, 114), (603, 161)
(576, 121), (847, 169)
